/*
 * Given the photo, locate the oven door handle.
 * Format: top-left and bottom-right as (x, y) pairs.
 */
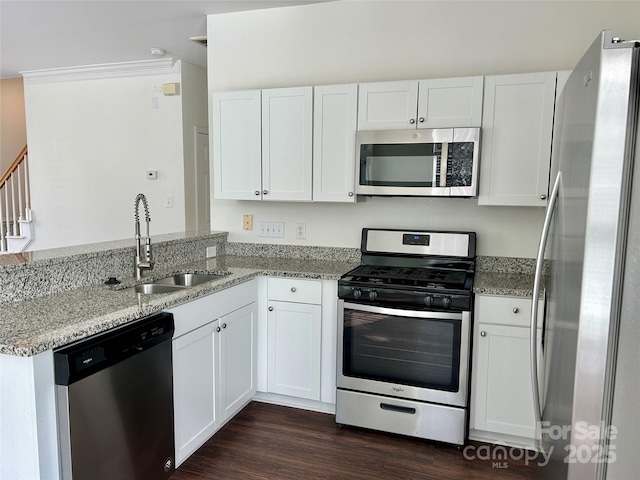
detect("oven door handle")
(343, 302), (463, 320)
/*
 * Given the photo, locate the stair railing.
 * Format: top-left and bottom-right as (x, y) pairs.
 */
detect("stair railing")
(0, 146), (31, 253)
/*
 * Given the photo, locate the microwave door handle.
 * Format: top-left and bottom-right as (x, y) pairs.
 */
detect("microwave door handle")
(440, 142), (448, 187)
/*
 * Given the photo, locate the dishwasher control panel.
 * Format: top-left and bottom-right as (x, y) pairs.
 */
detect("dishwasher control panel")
(54, 311), (174, 386)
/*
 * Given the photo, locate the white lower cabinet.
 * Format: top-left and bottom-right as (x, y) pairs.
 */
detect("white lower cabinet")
(267, 300), (321, 400)
(168, 280), (257, 466)
(470, 294), (543, 448)
(220, 303), (257, 420)
(257, 277), (337, 407)
(172, 321), (219, 465)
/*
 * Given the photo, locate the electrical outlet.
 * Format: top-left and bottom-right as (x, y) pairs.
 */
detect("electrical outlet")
(296, 223), (306, 240)
(258, 221), (284, 238)
(243, 214), (253, 230)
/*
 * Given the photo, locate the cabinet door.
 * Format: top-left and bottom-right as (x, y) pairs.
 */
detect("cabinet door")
(418, 76), (483, 128)
(262, 87), (313, 201)
(472, 323), (541, 439)
(212, 90), (262, 200)
(219, 303), (257, 421)
(479, 72), (557, 206)
(173, 321), (219, 466)
(313, 84), (358, 202)
(267, 300), (322, 400)
(357, 80), (419, 130)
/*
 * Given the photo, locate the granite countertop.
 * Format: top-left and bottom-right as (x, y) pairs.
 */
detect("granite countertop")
(0, 255), (359, 357)
(473, 271), (538, 297)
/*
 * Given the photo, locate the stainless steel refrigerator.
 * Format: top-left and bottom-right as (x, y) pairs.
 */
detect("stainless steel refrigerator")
(531, 30), (640, 480)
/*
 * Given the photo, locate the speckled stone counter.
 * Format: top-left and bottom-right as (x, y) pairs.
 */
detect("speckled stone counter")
(0, 251), (359, 357)
(1, 238), (543, 356)
(474, 255), (540, 297)
(0, 231), (230, 304)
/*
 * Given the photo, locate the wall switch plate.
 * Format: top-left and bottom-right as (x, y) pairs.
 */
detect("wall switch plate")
(296, 223), (306, 240)
(146, 170), (157, 180)
(243, 214), (253, 230)
(165, 195), (173, 208)
(258, 221), (284, 238)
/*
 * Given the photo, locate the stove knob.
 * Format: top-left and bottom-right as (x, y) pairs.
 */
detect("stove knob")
(369, 290), (378, 301)
(424, 295), (434, 307)
(441, 297), (452, 309)
(353, 289), (362, 300)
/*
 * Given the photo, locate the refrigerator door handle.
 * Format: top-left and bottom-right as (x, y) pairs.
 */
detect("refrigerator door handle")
(531, 171), (561, 426)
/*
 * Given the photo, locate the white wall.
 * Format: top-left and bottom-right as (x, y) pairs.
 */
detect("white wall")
(180, 62), (208, 231)
(23, 60), (188, 250)
(206, 0), (640, 257)
(0, 77), (27, 173)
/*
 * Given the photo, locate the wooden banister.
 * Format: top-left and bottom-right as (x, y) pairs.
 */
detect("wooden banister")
(1, 146), (28, 187)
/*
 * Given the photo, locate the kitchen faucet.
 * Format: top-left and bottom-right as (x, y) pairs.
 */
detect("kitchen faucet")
(134, 193), (153, 280)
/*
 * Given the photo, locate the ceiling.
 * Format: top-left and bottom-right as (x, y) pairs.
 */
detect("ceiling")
(0, 0), (331, 79)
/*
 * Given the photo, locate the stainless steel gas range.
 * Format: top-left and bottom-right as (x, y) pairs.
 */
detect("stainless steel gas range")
(336, 228), (476, 446)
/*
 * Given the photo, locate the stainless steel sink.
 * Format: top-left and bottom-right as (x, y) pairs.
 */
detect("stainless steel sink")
(120, 273), (225, 294)
(153, 273), (224, 287)
(126, 284), (187, 294)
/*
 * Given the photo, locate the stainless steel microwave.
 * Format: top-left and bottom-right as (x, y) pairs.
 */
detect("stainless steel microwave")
(355, 127), (480, 197)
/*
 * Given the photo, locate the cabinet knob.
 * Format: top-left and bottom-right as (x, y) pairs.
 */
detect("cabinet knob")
(222, 323), (227, 329)
(419, 117), (425, 123)
(409, 118), (416, 124)
(263, 190), (268, 195)
(540, 194), (547, 200)
(216, 326), (221, 333)
(255, 191), (260, 196)
(348, 192), (354, 197)
(291, 287), (297, 293)
(268, 306), (274, 311)
(513, 307), (520, 314)
(480, 331), (487, 337)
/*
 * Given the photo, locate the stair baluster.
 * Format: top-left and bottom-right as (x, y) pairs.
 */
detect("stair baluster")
(1, 146), (33, 253)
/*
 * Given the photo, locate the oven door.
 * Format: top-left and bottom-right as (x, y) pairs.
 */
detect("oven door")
(337, 300), (470, 407)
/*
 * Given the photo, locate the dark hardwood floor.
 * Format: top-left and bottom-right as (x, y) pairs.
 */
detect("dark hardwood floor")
(172, 402), (541, 480)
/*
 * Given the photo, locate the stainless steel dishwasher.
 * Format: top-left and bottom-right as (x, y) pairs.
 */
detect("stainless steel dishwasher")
(54, 311), (175, 480)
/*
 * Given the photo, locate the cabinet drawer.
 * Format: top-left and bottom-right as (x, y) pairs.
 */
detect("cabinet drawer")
(476, 295), (536, 328)
(267, 277), (322, 304)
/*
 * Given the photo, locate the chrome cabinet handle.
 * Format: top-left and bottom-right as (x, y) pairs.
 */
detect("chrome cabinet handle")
(480, 331), (487, 337)
(513, 307), (519, 314)
(216, 326), (221, 332)
(255, 191), (260, 196)
(409, 118), (416, 124)
(222, 323), (227, 329)
(348, 192), (354, 197)
(540, 194), (547, 200)
(419, 117), (425, 123)
(262, 190), (268, 195)
(291, 287), (296, 292)
(268, 306), (273, 311)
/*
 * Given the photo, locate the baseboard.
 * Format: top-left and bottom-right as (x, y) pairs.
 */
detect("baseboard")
(252, 391), (336, 415)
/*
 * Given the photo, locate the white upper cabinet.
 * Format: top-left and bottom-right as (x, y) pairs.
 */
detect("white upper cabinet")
(313, 84), (358, 202)
(418, 76), (484, 128)
(212, 90), (262, 200)
(357, 76), (483, 130)
(262, 86), (313, 202)
(358, 80), (419, 130)
(212, 87), (313, 201)
(478, 72), (558, 206)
